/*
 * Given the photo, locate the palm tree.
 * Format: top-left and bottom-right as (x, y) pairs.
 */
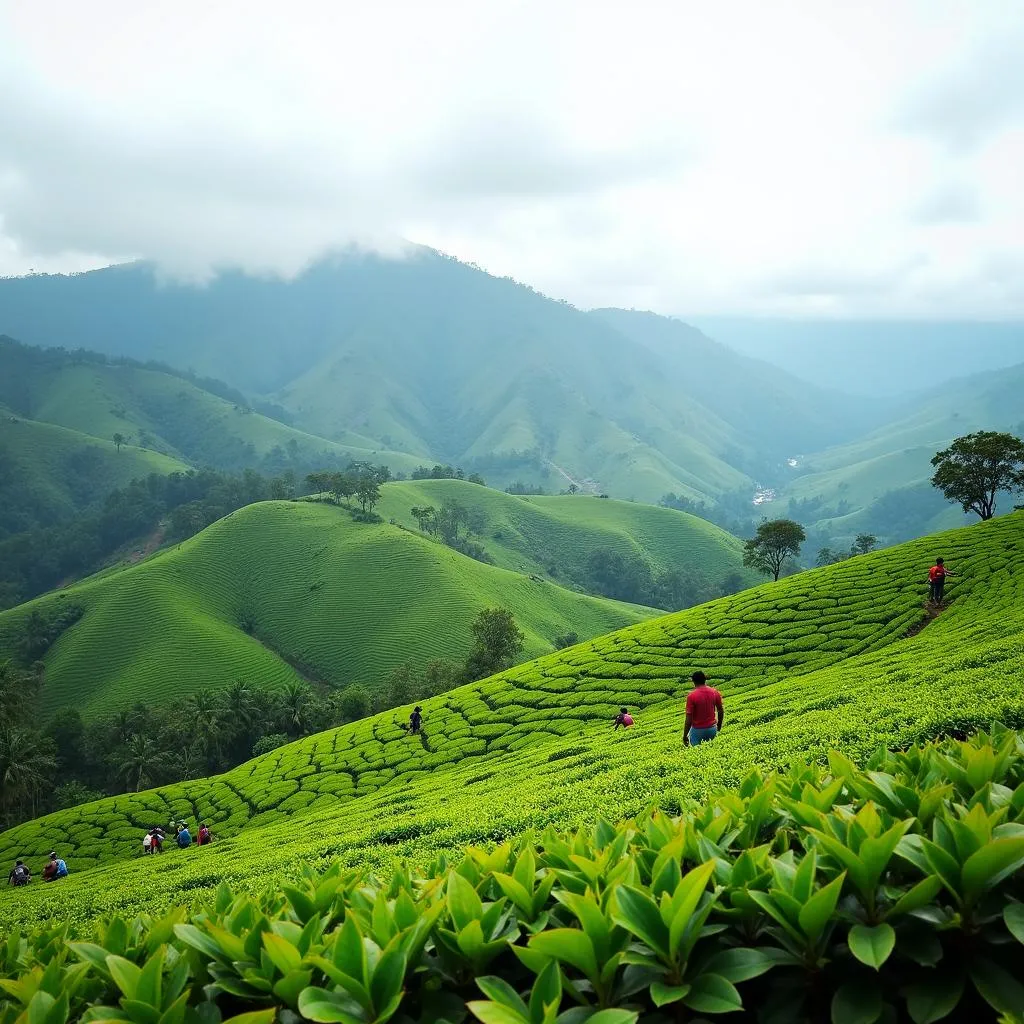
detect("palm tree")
(116, 734), (162, 792)
(0, 725), (57, 820)
(184, 689), (227, 770)
(278, 682), (311, 737)
(223, 680), (256, 732)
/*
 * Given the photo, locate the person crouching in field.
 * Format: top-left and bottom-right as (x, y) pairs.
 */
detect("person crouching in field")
(8, 860), (31, 886)
(683, 671), (723, 747)
(613, 707), (634, 729)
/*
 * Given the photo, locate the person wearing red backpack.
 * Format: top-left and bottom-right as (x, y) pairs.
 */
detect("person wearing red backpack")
(928, 557), (954, 606)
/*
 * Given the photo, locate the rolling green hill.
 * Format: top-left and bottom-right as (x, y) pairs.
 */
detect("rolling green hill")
(770, 362), (1024, 548)
(0, 412), (186, 538)
(375, 479), (756, 586)
(0, 336), (423, 477)
(1, 509), (1021, 935)
(0, 255), (882, 503)
(0, 500), (656, 719)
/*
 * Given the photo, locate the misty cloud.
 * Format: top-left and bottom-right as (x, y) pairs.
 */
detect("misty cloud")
(893, 25), (1024, 154)
(909, 182), (982, 225)
(1, 0), (1023, 315)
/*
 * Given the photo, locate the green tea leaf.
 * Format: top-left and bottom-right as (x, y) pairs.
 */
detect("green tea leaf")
(831, 981), (883, 1024)
(903, 972), (964, 1023)
(848, 923), (895, 970)
(682, 973), (742, 1014)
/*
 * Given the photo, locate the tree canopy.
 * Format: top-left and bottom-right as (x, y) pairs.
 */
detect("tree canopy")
(743, 519), (806, 581)
(930, 431), (1024, 521)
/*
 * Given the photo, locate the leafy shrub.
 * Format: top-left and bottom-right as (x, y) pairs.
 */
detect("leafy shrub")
(2, 729), (1024, 1022)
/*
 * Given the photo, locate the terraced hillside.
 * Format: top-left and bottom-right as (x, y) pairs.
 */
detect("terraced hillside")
(1, 511), (1021, 932)
(375, 480), (756, 585)
(0, 501), (654, 717)
(0, 411), (186, 536)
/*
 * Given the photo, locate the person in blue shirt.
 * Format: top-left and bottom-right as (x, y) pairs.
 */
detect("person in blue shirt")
(176, 825), (192, 848)
(44, 852), (68, 880)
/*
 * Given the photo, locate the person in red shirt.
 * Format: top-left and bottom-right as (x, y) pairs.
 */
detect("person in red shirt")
(928, 557), (954, 606)
(684, 671), (723, 747)
(612, 707), (634, 730)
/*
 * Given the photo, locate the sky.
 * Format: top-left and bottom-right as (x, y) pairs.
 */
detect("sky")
(1, 0), (1023, 318)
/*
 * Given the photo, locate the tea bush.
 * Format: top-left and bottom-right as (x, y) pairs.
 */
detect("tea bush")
(2, 729), (1024, 1022)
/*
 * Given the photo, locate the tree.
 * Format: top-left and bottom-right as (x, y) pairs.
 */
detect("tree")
(355, 477), (381, 515)
(0, 724), (56, 820)
(464, 607), (525, 682)
(851, 533), (878, 556)
(115, 734), (164, 792)
(112, 432), (125, 452)
(743, 519), (806, 581)
(930, 431), (1024, 521)
(411, 506), (437, 534)
(339, 685), (371, 723)
(553, 631), (579, 650)
(816, 547), (838, 567)
(467, 473), (486, 486)
(567, 483), (579, 495)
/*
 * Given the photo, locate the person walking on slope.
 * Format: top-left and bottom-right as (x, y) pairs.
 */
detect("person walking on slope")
(612, 707), (634, 730)
(928, 557), (954, 607)
(683, 671), (723, 747)
(408, 707), (423, 736)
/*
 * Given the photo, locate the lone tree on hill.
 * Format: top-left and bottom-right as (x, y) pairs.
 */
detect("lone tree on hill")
(743, 519), (806, 581)
(851, 533), (878, 556)
(464, 607), (525, 682)
(112, 432), (125, 452)
(931, 431), (1024, 521)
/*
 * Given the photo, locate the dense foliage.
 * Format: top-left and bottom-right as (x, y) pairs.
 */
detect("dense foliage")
(931, 431), (1024, 521)
(0, 469), (303, 609)
(3, 510), (1021, 883)
(2, 729), (1024, 1022)
(0, 603), (528, 830)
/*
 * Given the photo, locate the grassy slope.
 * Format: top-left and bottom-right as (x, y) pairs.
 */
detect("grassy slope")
(0, 501), (654, 719)
(16, 361), (423, 474)
(1, 512), (1021, 931)
(771, 362), (1024, 538)
(375, 480), (756, 583)
(0, 414), (186, 531)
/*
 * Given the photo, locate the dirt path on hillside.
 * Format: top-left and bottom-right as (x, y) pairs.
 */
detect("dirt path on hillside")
(548, 462), (598, 494)
(903, 601), (949, 639)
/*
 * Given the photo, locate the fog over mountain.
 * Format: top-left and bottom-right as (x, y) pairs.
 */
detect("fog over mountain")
(2, 1), (1023, 319)
(690, 318), (1024, 396)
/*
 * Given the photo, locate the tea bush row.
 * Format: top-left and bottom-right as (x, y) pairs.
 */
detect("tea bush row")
(1, 515), (1020, 901)
(2, 729), (1024, 1023)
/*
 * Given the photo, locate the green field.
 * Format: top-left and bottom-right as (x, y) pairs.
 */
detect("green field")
(0, 413), (186, 535)
(1, 510), (1021, 936)
(0, 500), (657, 718)
(375, 480), (755, 583)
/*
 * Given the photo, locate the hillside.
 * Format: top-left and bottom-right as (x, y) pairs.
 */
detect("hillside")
(0, 336), (422, 476)
(375, 479), (756, 589)
(0, 412), (185, 538)
(769, 361), (1024, 547)
(0, 500), (656, 718)
(1, 510), (1021, 931)
(0, 256), (881, 502)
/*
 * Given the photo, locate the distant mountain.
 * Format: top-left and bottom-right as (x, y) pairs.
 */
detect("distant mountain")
(766, 360), (1024, 547)
(691, 317), (1024, 397)
(0, 253), (885, 503)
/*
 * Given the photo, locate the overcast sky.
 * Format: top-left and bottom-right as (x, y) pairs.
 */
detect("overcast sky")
(1, 0), (1023, 317)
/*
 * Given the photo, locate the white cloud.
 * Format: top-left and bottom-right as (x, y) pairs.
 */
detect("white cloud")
(0, 0), (1022, 315)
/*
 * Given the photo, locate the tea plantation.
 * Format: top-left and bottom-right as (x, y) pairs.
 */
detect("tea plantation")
(0, 502), (655, 717)
(2, 510), (1023, 919)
